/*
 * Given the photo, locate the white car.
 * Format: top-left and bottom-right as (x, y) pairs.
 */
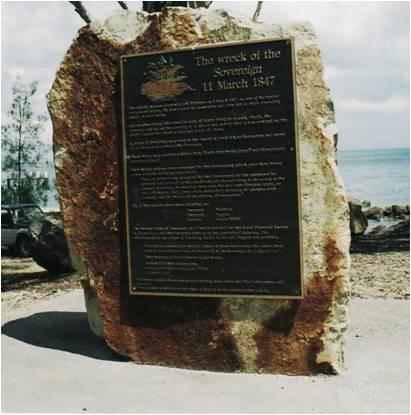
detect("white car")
(1, 204), (42, 257)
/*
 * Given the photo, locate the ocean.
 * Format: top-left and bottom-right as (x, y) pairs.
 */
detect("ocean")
(338, 148), (410, 208)
(43, 147), (410, 210)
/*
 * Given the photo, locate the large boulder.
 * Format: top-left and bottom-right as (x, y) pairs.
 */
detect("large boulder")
(48, 8), (350, 374)
(348, 197), (368, 235)
(382, 206), (393, 216)
(364, 206), (383, 220)
(392, 205), (409, 217)
(381, 205), (409, 220)
(351, 219), (410, 253)
(29, 212), (74, 274)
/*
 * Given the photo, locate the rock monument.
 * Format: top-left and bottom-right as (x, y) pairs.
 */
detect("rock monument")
(48, 7), (351, 374)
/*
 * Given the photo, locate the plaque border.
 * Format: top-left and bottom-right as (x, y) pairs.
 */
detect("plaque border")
(120, 37), (304, 300)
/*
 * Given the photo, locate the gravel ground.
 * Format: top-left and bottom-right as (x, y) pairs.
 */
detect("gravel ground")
(1, 251), (409, 313)
(1, 254), (81, 313)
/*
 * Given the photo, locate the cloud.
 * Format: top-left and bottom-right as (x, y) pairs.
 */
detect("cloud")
(337, 110), (409, 150)
(1, 1), (410, 151)
(324, 65), (353, 82)
(338, 96), (410, 113)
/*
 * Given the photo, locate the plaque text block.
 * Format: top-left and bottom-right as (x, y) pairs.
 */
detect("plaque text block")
(120, 38), (303, 298)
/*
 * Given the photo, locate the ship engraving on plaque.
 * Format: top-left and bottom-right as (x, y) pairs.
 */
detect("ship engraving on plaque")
(120, 38), (303, 298)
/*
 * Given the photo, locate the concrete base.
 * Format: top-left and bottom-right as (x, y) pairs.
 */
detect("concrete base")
(2, 290), (409, 413)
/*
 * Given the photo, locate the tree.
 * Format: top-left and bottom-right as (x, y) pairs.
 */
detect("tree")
(1, 78), (51, 206)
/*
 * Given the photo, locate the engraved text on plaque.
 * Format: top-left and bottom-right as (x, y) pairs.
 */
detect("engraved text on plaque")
(120, 39), (303, 298)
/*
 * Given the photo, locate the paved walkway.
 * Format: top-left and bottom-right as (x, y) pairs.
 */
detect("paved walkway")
(2, 290), (409, 413)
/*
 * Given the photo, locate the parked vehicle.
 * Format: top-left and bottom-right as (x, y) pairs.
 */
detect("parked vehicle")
(1, 204), (43, 257)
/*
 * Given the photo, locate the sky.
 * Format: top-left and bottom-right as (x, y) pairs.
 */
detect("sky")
(1, 1), (410, 151)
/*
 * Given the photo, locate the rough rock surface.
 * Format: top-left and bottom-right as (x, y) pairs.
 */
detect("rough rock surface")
(351, 219), (410, 253)
(381, 204), (409, 218)
(364, 206), (382, 220)
(348, 197), (368, 235)
(29, 212), (74, 274)
(48, 8), (350, 374)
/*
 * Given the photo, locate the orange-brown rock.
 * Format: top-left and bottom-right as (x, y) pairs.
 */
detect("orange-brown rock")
(48, 8), (350, 374)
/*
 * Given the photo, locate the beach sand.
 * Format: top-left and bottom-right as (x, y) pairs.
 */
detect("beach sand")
(2, 251), (409, 313)
(350, 251), (409, 299)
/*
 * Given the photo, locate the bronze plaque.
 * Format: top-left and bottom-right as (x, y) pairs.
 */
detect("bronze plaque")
(120, 38), (303, 298)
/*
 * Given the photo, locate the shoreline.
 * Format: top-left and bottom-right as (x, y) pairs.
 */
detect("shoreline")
(348, 198), (409, 253)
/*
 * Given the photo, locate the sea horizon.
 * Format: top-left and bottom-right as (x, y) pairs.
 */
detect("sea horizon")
(338, 147), (410, 208)
(339, 146), (410, 152)
(36, 146), (411, 210)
